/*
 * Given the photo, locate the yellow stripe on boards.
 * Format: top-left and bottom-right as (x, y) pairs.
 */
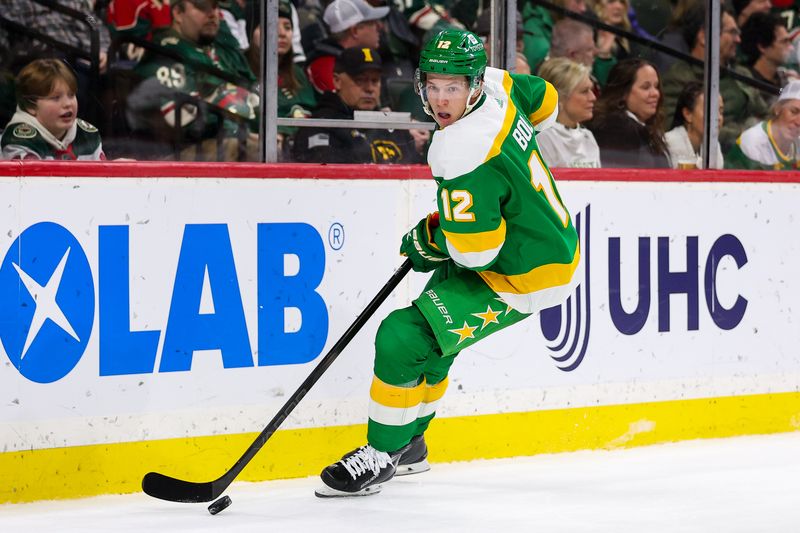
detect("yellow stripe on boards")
(3, 391), (800, 503)
(442, 219), (506, 254)
(479, 245), (580, 295)
(370, 375), (425, 409)
(485, 71), (517, 162)
(528, 81), (558, 126)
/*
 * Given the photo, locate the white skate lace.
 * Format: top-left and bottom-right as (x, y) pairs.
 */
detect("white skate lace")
(341, 446), (391, 480)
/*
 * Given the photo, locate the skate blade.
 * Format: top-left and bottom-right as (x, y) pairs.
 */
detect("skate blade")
(314, 484), (384, 498)
(395, 459), (430, 477)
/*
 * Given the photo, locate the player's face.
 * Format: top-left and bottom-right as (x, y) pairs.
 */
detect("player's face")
(775, 100), (800, 139)
(334, 69), (381, 110)
(175, 2), (220, 46)
(625, 64), (660, 123)
(31, 78), (77, 140)
(277, 18), (293, 56)
(425, 74), (471, 128)
(561, 75), (596, 127)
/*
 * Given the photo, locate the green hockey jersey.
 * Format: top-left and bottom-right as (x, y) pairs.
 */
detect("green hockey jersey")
(1, 109), (104, 160)
(725, 120), (800, 171)
(428, 67), (580, 314)
(133, 28), (258, 134)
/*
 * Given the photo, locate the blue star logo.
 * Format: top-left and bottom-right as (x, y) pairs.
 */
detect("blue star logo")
(0, 222), (95, 383)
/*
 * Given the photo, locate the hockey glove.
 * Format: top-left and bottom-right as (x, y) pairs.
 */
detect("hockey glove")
(400, 213), (449, 272)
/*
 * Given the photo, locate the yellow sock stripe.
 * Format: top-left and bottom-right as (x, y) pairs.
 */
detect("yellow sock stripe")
(3, 391), (800, 503)
(369, 375), (425, 408)
(424, 377), (449, 403)
(479, 245), (580, 295)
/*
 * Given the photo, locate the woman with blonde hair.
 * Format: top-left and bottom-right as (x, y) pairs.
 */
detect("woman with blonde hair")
(595, 0), (632, 61)
(536, 57), (601, 167)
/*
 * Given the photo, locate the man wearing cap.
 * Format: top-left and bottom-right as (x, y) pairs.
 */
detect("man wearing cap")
(130, 0), (258, 159)
(306, 0), (389, 94)
(293, 47), (428, 163)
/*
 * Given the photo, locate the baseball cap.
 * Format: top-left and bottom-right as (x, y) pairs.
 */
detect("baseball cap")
(778, 80), (800, 102)
(334, 47), (383, 76)
(323, 0), (389, 34)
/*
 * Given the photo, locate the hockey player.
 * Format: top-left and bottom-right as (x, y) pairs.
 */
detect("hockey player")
(316, 29), (581, 497)
(1, 59), (105, 160)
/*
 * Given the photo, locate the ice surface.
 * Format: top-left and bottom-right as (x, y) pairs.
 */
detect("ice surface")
(2, 432), (799, 533)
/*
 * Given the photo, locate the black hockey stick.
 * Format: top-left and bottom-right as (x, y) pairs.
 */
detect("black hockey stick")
(142, 259), (412, 503)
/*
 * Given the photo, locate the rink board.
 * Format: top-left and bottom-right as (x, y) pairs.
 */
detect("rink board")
(0, 163), (799, 503)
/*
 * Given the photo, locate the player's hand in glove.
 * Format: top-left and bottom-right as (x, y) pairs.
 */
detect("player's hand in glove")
(400, 213), (449, 272)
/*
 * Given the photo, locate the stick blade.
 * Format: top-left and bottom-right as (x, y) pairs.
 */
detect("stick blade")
(142, 472), (219, 503)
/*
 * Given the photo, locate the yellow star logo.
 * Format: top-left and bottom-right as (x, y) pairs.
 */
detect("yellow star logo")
(494, 297), (514, 315)
(448, 321), (478, 344)
(472, 305), (502, 329)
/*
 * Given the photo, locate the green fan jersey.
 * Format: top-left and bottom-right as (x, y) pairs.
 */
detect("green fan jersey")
(427, 67), (580, 314)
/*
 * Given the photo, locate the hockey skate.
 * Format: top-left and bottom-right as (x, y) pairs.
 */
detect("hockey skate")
(315, 444), (398, 498)
(395, 434), (431, 476)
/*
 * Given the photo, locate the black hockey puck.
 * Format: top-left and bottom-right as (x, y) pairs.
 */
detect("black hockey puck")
(208, 495), (232, 515)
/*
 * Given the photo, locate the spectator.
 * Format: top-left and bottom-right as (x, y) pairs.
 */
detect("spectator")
(665, 81), (725, 169)
(587, 58), (671, 168)
(106, 0), (172, 39)
(249, 0), (317, 159)
(520, 0), (589, 73)
(660, 4), (769, 152)
(536, 58), (600, 167)
(594, 0), (632, 62)
(306, 0), (389, 94)
(548, 18), (615, 86)
(1, 59), (105, 160)
(473, 9), (530, 74)
(397, 0), (474, 38)
(726, 79), (800, 169)
(4, 0), (111, 73)
(653, 0), (699, 73)
(733, 0), (773, 27)
(741, 11), (797, 104)
(293, 47), (428, 163)
(129, 0), (258, 160)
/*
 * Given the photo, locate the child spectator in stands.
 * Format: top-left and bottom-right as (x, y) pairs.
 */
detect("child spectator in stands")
(726, 79), (800, 169)
(741, 12), (797, 105)
(594, 0), (632, 62)
(536, 58), (600, 167)
(587, 58), (671, 168)
(665, 81), (725, 169)
(1, 59), (105, 160)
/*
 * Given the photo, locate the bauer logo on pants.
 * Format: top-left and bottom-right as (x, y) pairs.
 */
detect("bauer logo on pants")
(0, 222), (95, 383)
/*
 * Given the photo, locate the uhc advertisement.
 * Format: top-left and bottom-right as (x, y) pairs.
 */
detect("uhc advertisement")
(1, 169), (799, 502)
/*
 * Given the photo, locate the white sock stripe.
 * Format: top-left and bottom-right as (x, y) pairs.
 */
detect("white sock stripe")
(368, 401), (423, 427)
